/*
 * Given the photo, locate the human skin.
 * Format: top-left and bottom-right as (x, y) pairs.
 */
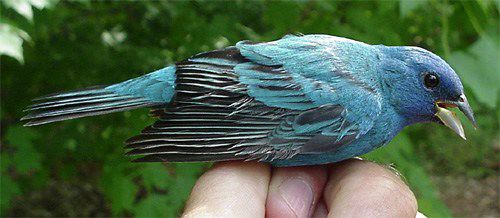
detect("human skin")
(182, 159), (419, 218)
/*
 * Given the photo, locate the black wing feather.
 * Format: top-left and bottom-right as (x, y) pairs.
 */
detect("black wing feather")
(127, 47), (358, 163)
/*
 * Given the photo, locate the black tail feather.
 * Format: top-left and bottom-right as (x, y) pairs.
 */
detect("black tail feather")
(22, 86), (160, 126)
(131, 152), (247, 163)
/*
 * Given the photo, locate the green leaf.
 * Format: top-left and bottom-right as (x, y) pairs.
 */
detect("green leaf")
(263, 1), (302, 36)
(6, 126), (41, 174)
(166, 163), (206, 212)
(2, 0), (34, 21)
(28, 0), (58, 10)
(1, 0), (58, 21)
(140, 163), (173, 190)
(399, 0), (429, 17)
(0, 0), (57, 63)
(134, 194), (174, 217)
(0, 174), (21, 213)
(1, 153), (11, 173)
(448, 35), (500, 108)
(496, 0), (500, 14)
(101, 161), (138, 215)
(0, 23), (30, 64)
(105, 177), (136, 215)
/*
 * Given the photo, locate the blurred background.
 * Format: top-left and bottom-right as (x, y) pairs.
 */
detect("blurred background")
(1, 0), (498, 217)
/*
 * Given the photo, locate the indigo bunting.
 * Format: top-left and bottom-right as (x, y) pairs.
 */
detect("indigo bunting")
(22, 34), (476, 166)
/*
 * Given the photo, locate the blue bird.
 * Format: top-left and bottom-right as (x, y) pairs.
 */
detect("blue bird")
(22, 34), (476, 166)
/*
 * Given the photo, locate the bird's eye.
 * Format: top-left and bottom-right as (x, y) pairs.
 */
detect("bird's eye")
(424, 73), (439, 89)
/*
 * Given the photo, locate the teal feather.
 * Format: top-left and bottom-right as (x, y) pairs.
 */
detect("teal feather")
(22, 34), (471, 167)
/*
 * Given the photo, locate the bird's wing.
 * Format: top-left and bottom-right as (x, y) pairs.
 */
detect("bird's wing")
(235, 34), (383, 137)
(236, 104), (360, 161)
(127, 35), (384, 162)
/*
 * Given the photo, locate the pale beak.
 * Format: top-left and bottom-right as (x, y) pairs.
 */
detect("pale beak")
(435, 94), (476, 140)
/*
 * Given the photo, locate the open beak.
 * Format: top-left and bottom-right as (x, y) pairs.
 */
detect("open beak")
(435, 94), (477, 140)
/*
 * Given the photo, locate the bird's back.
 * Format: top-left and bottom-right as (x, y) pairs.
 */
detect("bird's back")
(23, 34), (392, 166)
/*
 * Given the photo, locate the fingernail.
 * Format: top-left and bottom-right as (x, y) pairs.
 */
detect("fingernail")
(278, 178), (314, 218)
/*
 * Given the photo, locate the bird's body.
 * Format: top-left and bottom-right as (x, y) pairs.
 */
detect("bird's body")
(22, 34), (475, 166)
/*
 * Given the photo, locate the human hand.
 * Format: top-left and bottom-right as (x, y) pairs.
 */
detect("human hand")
(182, 159), (419, 218)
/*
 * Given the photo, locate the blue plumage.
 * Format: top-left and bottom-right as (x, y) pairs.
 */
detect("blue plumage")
(106, 66), (176, 103)
(22, 34), (475, 166)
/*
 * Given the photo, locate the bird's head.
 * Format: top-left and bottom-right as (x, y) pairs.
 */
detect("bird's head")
(378, 46), (476, 139)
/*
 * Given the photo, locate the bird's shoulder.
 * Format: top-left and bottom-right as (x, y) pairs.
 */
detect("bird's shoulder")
(235, 34), (384, 134)
(235, 34), (383, 92)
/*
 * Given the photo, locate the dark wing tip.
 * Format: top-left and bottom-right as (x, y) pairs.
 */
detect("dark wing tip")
(131, 155), (162, 162)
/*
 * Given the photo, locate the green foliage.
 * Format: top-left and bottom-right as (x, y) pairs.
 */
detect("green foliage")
(0, 171), (21, 212)
(399, 0), (430, 17)
(2, 0), (58, 22)
(449, 35), (499, 108)
(6, 126), (41, 174)
(0, 0), (57, 63)
(0, 153), (18, 213)
(141, 164), (172, 191)
(134, 194), (172, 217)
(1, 0), (498, 217)
(0, 23), (30, 63)
(1, 126), (45, 214)
(101, 159), (138, 215)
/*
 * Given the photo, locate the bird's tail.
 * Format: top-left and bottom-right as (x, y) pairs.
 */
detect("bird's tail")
(22, 66), (176, 126)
